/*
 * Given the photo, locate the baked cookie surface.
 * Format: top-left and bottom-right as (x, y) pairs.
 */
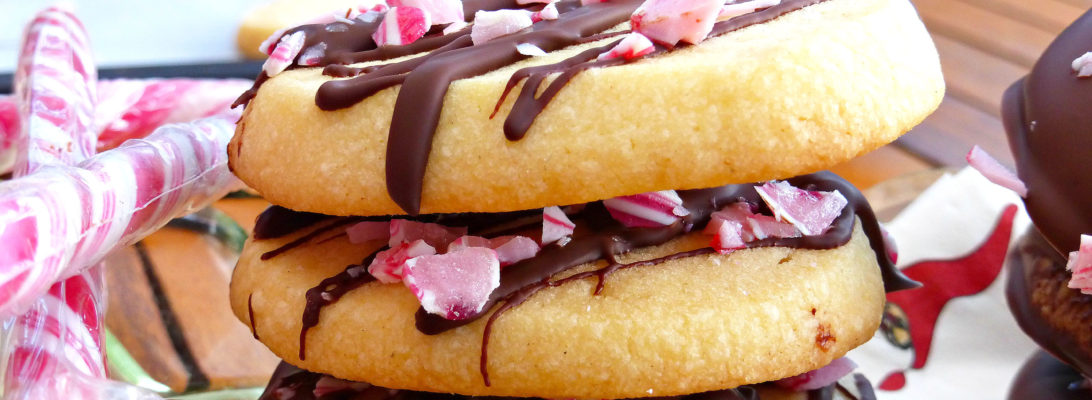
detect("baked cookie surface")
(229, 0), (944, 217)
(231, 220), (885, 398)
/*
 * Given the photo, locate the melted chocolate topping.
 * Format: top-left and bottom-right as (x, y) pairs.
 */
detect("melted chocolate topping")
(257, 361), (875, 400)
(1008, 351), (1092, 400)
(254, 205), (329, 240)
(1005, 228), (1092, 378)
(238, 0), (830, 215)
(1003, 9), (1092, 255)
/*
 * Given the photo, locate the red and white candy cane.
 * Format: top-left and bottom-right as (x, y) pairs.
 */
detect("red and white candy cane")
(3, 6), (107, 399)
(0, 113), (242, 321)
(0, 77), (251, 174)
(11, 5), (97, 177)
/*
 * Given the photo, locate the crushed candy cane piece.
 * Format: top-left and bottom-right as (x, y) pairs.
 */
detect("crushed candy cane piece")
(263, 31), (306, 76)
(704, 202), (799, 242)
(631, 0), (722, 47)
(259, 28), (288, 55)
(755, 181), (847, 236)
(471, 9), (534, 45)
(444, 20), (469, 34)
(492, 236), (540, 266)
(1073, 52), (1092, 78)
(346, 221), (390, 244)
(719, 0), (780, 20)
(604, 190), (689, 228)
(535, 2), (560, 20)
(1067, 235), (1092, 295)
(517, 0), (555, 4)
(390, 0), (464, 25)
(389, 219), (466, 251)
(299, 43), (328, 66)
(966, 145), (1028, 197)
(449, 235), (540, 266)
(598, 32), (655, 61)
(403, 247), (501, 320)
(775, 357), (858, 391)
(516, 43), (548, 56)
(712, 220), (745, 254)
(542, 206), (576, 245)
(368, 240), (437, 283)
(314, 376), (370, 397)
(373, 6), (432, 46)
(581, 0), (607, 5)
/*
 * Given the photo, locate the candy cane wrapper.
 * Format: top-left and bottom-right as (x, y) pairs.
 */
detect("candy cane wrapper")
(0, 97), (17, 174)
(0, 113), (242, 320)
(94, 79), (252, 151)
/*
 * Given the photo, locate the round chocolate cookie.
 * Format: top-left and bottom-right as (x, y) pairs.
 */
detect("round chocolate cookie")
(231, 220), (885, 398)
(229, 0), (943, 217)
(1006, 228), (1092, 380)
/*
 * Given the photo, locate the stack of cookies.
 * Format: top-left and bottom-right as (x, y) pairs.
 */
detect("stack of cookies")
(226, 0), (943, 398)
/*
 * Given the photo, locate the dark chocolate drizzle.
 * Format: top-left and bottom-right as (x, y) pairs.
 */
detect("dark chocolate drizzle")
(254, 206), (330, 240)
(258, 361), (875, 400)
(238, 0), (830, 215)
(249, 293), (260, 340)
(1008, 350), (1092, 400)
(1005, 228), (1092, 379)
(1002, 9), (1092, 255)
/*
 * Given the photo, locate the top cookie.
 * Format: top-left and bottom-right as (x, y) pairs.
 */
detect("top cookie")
(229, 0), (943, 217)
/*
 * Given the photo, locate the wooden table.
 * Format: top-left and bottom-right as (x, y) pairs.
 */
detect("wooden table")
(100, 1), (1092, 395)
(830, 0), (1088, 189)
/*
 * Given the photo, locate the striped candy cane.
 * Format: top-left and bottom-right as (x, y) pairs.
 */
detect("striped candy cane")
(3, 6), (107, 399)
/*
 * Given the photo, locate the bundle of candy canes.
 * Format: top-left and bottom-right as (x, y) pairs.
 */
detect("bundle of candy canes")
(0, 6), (244, 399)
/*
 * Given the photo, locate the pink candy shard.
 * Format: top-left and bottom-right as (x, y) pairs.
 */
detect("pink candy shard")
(389, 219), (466, 251)
(390, 0), (464, 25)
(966, 145), (1028, 197)
(630, 0), (723, 47)
(346, 221), (390, 244)
(719, 0), (781, 20)
(1067, 235), (1092, 295)
(581, 0), (607, 5)
(492, 236), (540, 266)
(402, 247), (501, 320)
(542, 205), (576, 245)
(373, 6), (432, 47)
(299, 43), (328, 66)
(775, 357), (858, 391)
(704, 202), (799, 242)
(368, 240), (437, 283)
(712, 220), (745, 254)
(450, 235), (540, 266)
(471, 9), (534, 45)
(604, 190), (689, 228)
(535, 2), (560, 21)
(516, 43), (548, 56)
(263, 31), (306, 76)
(597, 32), (656, 61)
(754, 181), (847, 236)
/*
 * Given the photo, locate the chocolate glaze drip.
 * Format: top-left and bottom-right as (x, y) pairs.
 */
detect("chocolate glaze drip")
(1002, 9), (1092, 255)
(248, 293), (260, 340)
(1009, 351), (1092, 400)
(258, 361), (875, 400)
(1005, 228), (1092, 378)
(299, 252), (381, 360)
(254, 205), (330, 240)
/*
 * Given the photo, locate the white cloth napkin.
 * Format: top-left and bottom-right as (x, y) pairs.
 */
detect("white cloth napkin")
(849, 167), (1039, 399)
